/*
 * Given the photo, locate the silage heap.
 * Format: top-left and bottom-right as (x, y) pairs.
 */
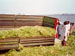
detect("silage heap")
(0, 26), (56, 39)
(0, 31), (74, 56)
(0, 30), (75, 56)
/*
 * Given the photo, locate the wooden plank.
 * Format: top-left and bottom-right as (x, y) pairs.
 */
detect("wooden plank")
(0, 45), (18, 50)
(23, 44), (54, 47)
(0, 23), (14, 26)
(0, 47), (18, 50)
(0, 38), (19, 42)
(20, 37), (54, 47)
(20, 39), (54, 42)
(20, 40), (54, 44)
(15, 21), (42, 23)
(20, 37), (54, 41)
(21, 42), (54, 47)
(43, 23), (55, 28)
(43, 16), (55, 20)
(16, 18), (43, 20)
(43, 22), (55, 25)
(0, 43), (18, 45)
(16, 20), (43, 22)
(0, 14), (44, 19)
(0, 20), (15, 26)
(0, 20), (15, 22)
(0, 14), (15, 16)
(0, 28), (15, 30)
(43, 19), (55, 24)
(21, 41), (54, 44)
(0, 18), (15, 20)
(16, 15), (44, 19)
(0, 17), (15, 18)
(0, 38), (19, 50)
(0, 41), (18, 43)
(15, 22), (42, 26)
(15, 24), (42, 27)
(16, 22), (42, 26)
(0, 44), (18, 46)
(0, 26), (15, 28)
(43, 16), (55, 28)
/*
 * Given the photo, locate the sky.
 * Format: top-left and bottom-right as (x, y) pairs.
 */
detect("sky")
(0, 0), (75, 15)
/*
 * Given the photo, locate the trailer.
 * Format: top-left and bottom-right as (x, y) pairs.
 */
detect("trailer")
(0, 14), (56, 50)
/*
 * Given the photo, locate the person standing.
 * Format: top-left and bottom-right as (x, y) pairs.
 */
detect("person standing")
(67, 21), (70, 36)
(70, 22), (74, 34)
(57, 22), (60, 37)
(62, 21), (68, 46)
(57, 21), (63, 39)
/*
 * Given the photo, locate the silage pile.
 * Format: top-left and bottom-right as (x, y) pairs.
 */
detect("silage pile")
(0, 26), (55, 39)
(0, 31), (75, 56)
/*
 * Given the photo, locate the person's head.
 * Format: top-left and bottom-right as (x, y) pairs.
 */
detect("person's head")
(64, 21), (67, 25)
(64, 21), (70, 25)
(71, 22), (74, 26)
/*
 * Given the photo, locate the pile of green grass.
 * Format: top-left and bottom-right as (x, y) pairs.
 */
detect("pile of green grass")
(0, 26), (55, 39)
(0, 31), (75, 56)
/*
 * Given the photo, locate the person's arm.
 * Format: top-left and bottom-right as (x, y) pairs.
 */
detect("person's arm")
(72, 26), (74, 32)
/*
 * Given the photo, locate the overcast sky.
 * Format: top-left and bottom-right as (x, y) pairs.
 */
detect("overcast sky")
(0, 0), (75, 15)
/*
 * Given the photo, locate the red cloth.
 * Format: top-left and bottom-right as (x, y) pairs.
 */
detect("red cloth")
(56, 33), (58, 38)
(55, 18), (58, 38)
(55, 18), (58, 30)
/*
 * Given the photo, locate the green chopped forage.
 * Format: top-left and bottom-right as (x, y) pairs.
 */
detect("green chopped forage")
(0, 26), (56, 39)
(0, 31), (75, 56)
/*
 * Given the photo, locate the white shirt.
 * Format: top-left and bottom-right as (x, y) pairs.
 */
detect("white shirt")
(67, 23), (70, 32)
(59, 24), (68, 41)
(63, 24), (69, 41)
